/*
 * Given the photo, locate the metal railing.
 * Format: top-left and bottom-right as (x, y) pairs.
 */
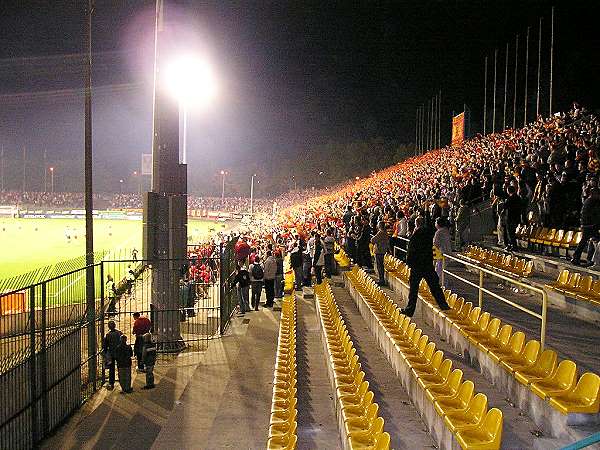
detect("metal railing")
(393, 235), (549, 349)
(561, 432), (600, 450)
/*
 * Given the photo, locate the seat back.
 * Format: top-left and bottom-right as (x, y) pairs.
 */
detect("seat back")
(480, 408), (503, 442)
(578, 275), (593, 294)
(415, 335), (430, 354)
(426, 351), (444, 372)
(554, 229), (565, 244)
(522, 260), (534, 277)
(435, 359), (453, 380)
(476, 312), (491, 332)
(571, 231), (583, 246)
(562, 230), (573, 245)
(484, 318), (501, 340)
(507, 331), (526, 356)
(457, 380), (475, 407)
(556, 269), (570, 286)
(552, 360), (578, 390)
(494, 324), (513, 348)
(466, 393), (488, 423)
(369, 416), (385, 435)
(521, 340), (541, 365)
(421, 342), (437, 362)
(572, 373), (600, 408)
(374, 432), (391, 450)
(566, 272), (581, 290)
(466, 307), (481, 326)
(533, 349), (558, 377)
(445, 369), (464, 393)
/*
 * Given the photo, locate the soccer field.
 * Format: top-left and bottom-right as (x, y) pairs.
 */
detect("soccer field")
(0, 217), (230, 281)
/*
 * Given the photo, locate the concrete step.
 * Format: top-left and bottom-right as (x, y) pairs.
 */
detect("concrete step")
(295, 293), (341, 449)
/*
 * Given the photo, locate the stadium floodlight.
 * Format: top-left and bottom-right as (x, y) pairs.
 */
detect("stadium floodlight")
(49, 167), (55, 193)
(165, 55), (217, 166)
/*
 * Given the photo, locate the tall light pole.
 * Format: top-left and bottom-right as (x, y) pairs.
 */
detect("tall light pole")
(250, 173), (256, 215)
(220, 170), (227, 204)
(119, 179), (124, 194)
(49, 167), (55, 193)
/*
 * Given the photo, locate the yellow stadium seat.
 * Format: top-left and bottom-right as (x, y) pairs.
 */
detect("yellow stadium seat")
(488, 331), (525, 364)
(411, 350), (444, 378)
(551, 229), (565, 247)
(339, 382), (370, 408)
(373, 432), (391, 450)
(468, 318), (501, 346)
(530, 360), (578, 399)
(341, 391), (375, 420)
(344, 403), (379, 433)
(543, 228), (557, 246)
(269, 409), (297, 436)
(347, 416), (385, 448)
(405, 341), (436, 366)
(418, 359), (453, 388)
(514, 349), (558, 386)
(574, 275), (593, 299)
(478, 324), (512, 354)
(443, 393), (488, 433)
(434, 380), (475, 417)
(548, 373), (600, 415)
(560, 230), (574, 249)
(455, 407), (503, 450)
(337, 372), (366, 396)
(460, 312), (490, 338)
(401, 335), (430, 359)
(546, 269), (569, 291)
(425, 369), (464, 402)
(578, 280), (600, 305)
(499, 339), (540, 374)
(522, 260), (534, 277)
(267, 433), (297, 450)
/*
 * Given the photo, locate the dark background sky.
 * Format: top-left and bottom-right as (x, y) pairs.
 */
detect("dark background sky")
(0, 1), (599, 194)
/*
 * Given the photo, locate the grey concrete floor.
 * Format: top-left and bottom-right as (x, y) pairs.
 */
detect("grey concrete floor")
(331, 284), (437, 449)
(295, 294), (341, 449)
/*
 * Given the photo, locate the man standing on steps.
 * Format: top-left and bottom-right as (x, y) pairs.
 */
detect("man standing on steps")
(132, 312), (152, 372)
(371, 221), (390, 286)
(401, 216), (450, 317)
(263, 250), (277, 307)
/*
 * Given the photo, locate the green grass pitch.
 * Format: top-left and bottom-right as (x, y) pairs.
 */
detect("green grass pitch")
(0, 217), (226, 281)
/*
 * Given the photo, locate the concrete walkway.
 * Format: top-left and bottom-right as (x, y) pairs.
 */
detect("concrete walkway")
(331, 284), (437, 449)
(41, 307), (280, 450)
(295, 294), (340, 449)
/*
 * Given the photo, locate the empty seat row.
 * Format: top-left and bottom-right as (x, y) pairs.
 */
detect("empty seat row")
(314, 281), (390, 450)
(267, 294), (297, 450)
(516, 225), (582, 256)
(385, 254), (600, 418)
(284, 270), (295, 294)
(545, 269), (600, 307)
(462, 246), (534, 278)
(346, 266), (503, 450)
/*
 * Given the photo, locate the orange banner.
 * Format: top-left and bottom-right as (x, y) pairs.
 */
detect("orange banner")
(452, 112), (465, 146)
(0, 292), (26, 315)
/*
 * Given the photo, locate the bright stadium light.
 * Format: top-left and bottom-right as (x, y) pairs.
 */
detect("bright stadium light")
(165, 55), (217, 106)
(165, 55), (218, 165)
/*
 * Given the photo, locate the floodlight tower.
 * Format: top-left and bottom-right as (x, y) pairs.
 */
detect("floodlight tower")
(143, 0), (188, 351)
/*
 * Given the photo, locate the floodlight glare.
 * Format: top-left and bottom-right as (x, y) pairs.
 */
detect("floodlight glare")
(165, 55), (217, 107)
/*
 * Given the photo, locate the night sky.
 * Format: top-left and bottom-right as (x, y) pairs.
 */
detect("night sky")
(0, 1), (599, 194)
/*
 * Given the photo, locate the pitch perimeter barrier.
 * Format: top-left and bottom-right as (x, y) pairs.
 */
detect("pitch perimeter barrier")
(0, 237), (240, 449)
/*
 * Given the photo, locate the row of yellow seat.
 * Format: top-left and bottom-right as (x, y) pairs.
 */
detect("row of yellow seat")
(314, 281), (391, 450)
(267, 294), (297, 450)
(463, 246), (534, 278)
(546, 269), (600, 306)
(335, 246), (352, 270)
(347, 266), (503, 450)
(385, 254), (600, 416)
(284, 270), (295, 294)
(516, 225), (582, 252)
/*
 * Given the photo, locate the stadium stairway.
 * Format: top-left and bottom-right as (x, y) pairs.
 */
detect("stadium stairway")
(294, 293), (342, 448)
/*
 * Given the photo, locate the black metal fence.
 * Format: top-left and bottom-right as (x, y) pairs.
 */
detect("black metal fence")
(0, 241), (239, 449)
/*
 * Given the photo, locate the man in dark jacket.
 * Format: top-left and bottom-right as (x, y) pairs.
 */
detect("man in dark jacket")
(114, 335), (133, 393)
(141, 333), (157, 389)
(572, 188), (600, 265)
(289, 238), (303, 291)
(401, 216), (450, 317)
(102, 320), (122, 390)
(502, 185), (522, 250)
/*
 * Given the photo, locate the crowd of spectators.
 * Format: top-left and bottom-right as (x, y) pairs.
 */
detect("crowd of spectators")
(256, 103), (600, 269)
(0, 191), (278, 215)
